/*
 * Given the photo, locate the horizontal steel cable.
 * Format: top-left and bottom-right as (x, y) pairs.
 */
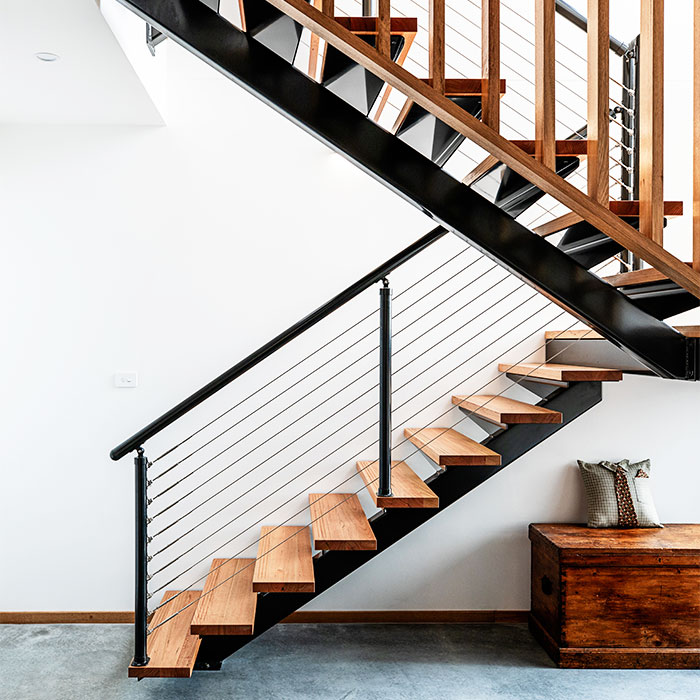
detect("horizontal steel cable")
(148, 287), (555, 588)
(150, 250), (619, 603)
(149, 250), (484, 486)
(150, 245), (473, 467)
(148, 268), (516, 549)
(148, 259), (502, 517)
(149, 303), (594, 625)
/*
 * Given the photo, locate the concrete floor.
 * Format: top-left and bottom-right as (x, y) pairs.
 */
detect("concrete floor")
(1, 623), (699, 700)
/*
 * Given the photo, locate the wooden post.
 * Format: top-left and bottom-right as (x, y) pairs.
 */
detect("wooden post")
(308, 0), (323, 78)
(587, 0), (609, 205)
(639, 0), (664, 245)
(535, 0), (556, 169)
(694, 1), (700, 270)
(481, 0), (500, 130)
(378, 0), (391, 58)
(321, 0), (334, 15)
(429, 0), (445, 94)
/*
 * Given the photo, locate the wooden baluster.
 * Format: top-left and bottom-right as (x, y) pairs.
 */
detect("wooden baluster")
(639, 0), (664, 245)
(481, 0), (500, 130)
(308, 0), (323, 79)
(587, 0), (609, 205)
(378, 0), (391, 58)
(535, 0), (556, 169)
(321, 0), (334, 15)
(694, 1), (700, 270)
(429, 0), (445, 94)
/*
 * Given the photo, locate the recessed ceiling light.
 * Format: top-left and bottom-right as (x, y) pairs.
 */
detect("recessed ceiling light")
(35, 52), (59, 62)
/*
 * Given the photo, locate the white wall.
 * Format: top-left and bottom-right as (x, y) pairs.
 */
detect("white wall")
(1, 1), (699, 613)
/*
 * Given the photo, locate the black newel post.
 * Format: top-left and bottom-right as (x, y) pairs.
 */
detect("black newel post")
(378, 279), (393, 498)
(132, 447), (150, 667)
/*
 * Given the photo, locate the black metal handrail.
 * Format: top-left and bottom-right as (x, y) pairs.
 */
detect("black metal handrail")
(110, 226), (447, 461)
(555, 0), (628, 57)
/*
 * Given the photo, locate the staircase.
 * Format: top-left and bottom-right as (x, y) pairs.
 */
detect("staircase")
(109, 0), (700, 678)
(128, 349), (620, 678)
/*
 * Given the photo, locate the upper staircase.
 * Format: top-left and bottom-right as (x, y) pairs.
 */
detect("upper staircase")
(110, 0), (700, 678)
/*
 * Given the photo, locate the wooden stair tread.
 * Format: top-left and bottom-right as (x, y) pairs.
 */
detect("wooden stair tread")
(546, 326), (700, 339)
(511, 140), (588, 156)
(404, 428), (501, 466)
(252, 526), (315, 593)
(356, 460), (438, 508)
(603, 264), (692, 288)
(452, 395), (562, 424)
(499, 362), (622, 381)
(190, 559), (257, 636)
(128, 590), (201, 678)
(420, 77), (506, 96)
(309, 493), (377, 550)
(534, 201), (684, 237)
(334, 16), (418, 35)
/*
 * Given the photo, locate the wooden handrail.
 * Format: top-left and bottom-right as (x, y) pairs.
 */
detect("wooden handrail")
(535, 0), (556, 169)
(639, 0), (664, 245)
(481, 0), (500, 131)
(265, 0), (700, 299)
(587, 0), (609, 205)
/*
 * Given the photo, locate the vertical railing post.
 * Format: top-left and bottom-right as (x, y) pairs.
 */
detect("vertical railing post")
(377, 279), (393, 499)
(639, 0), (664, 245)
(377, 0), (391, 59)
(587, 0), (609, 205)
(132, 447), (150, 668)
(535, 0), (557, 169)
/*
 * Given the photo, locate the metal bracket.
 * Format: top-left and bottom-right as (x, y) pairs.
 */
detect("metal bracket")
(146, 23), (167, 56)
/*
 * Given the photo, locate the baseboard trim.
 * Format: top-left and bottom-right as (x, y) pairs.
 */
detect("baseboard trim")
(1, 610), (528, 624)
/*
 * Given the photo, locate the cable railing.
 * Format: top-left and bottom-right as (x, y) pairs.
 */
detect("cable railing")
(113, 219), (623, 670)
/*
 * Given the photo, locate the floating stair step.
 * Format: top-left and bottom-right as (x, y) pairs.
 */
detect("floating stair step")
(128, 590), (201, 679)
(546, 326), (700, 339)
(604, 264), (693, 288)
(252, 526), (315, 593)
(309, 493), (377, 550)
(356, 460), (439, 508)
(393, 78), (505, 167)
(240, 0), (303, 64)
(557, 220), (626, 269)
(322, 17), (417, 115)
(452, 395), (563, 425)
(510, 140), (588, 156)
(404, 428), (501, 467)
(469, 156), (580, 219)
(499, 363), (622, 382)
(534, 201), (684, 237)
(190, 558), (257, 636)
(602, 266), (700, 320)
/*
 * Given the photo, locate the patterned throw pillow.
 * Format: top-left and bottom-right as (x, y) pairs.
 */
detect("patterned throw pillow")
(577, 458), (662, 528)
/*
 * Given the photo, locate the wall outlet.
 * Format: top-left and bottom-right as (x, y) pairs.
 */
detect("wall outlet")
(114, 372), (138, 388)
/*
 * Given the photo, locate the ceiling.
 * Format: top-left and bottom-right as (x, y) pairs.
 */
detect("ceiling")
(0, 0), (162, 125)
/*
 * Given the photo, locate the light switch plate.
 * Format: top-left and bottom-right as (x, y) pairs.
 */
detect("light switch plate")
(114, 371), (138, 388)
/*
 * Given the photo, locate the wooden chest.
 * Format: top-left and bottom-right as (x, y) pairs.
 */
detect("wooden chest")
(529, 523), (700, 668)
